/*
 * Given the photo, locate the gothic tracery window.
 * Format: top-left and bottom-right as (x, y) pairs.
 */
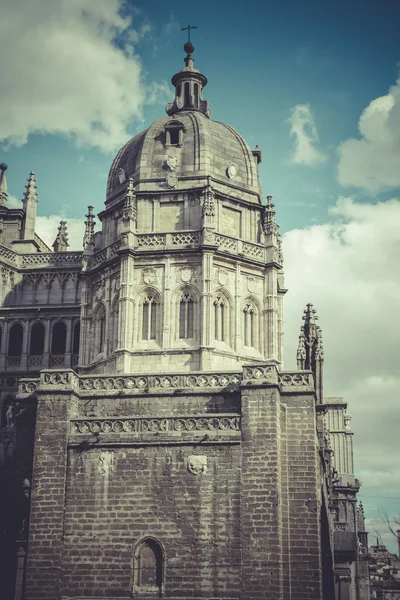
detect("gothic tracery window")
(142, 294), (158, 341)
(179, 292), (194, 339)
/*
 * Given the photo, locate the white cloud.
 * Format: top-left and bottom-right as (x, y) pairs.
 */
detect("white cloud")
(288, 104), (327, 166)
(283, 196), (400, 550)
(338, 77), (400, 192)
(0, 0), (165, 153)
(36, 215), (85, 251)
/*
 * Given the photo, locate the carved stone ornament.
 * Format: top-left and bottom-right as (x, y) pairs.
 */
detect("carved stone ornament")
(227, 163), (238, 179)
(166, 172), (178, 189)
(218, 269), (228, 286)
(187, 455), (207, 476)
(180, 267), (192, 283)
(117, 168), (126, 184)
(247, 276), (255, 293)
(142, 267), (156, 284)
(166, 153), (178, 171)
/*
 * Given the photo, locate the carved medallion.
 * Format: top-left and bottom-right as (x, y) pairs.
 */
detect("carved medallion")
(166, 153), (178, 171)
(142, 267), (156, 284)
(218, 269), (228, 286)
(180, 267), (192, 283)
(117, 168), (126, 184)
(187, 455), (207, 476)
(166, 172), (178, 189)
(227, 163), (238, 179)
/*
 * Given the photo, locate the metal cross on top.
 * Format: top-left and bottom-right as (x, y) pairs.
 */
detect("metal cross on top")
(181, 25), (198, 43)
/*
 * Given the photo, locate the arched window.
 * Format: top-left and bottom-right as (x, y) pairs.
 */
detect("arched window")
(214, 294), (228, 343)
(51, 322), (67, 355)
(29, 322), (45, 355)
(134, 538), (164, 595)
(72, 321), (80, 355)
(142, 294), (158, 341)
(109, 299), (119, 353)
(179, 292), (194, 339)
(184, 81), (190, 107)
(95, 305), (106, 355)
(243, 301), (259, 350)
(8, 323), (23, 356)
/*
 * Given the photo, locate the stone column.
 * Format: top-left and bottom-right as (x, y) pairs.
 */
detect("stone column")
(20, 320), (29, 370)
(64, 319), (72, 367)
(0, 319), (8, 369)
(199, 249), (213, 370)
(117, 244), (135, 373)
(42, 318), (51, 368)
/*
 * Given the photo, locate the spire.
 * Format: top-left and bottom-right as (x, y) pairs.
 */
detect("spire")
(122, 178), (137, 223)
(0, 163), (8, 206)
(22, 171), (38, 239)
(262, 195), (284, 265)
(262, 196), (279, 236)
(299, 303), (324, 402)
(166, 28), (210, 117)
(83, 206), (95, 249)
(52, 220), (69, 252)
(23, 171), (38, 205)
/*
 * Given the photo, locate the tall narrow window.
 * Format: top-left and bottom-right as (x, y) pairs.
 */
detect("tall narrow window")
(134, 538), (164, 595)
(243, 302), (258, 349)
(8, 323), (23, 356)
(179, 292), (194, 339)
(142, 294), (157, 341)
(99, 309), (106, 353)
(214, 294), (227, 343)
(169, 129), (179, 145)
(73, 321), (80, 355)
(194, 83), (199, 108)
(184, 81), (190, 107)
(30, 323), (45, 355)
(51, 322), (67, 355)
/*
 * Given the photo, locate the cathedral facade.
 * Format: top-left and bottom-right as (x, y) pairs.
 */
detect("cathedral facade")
(0, 41), (368, 600)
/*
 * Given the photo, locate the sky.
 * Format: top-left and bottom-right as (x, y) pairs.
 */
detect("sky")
(1, 0), (400, 552)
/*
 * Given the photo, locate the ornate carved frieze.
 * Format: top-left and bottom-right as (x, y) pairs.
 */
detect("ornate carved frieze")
(71, 414), (241, 436)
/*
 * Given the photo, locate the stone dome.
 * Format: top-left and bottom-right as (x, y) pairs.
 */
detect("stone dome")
(106, 111), (262, 205)
(106, 44), (262, 206)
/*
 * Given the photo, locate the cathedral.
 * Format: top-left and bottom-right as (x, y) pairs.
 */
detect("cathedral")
(0, 39), (370, 600)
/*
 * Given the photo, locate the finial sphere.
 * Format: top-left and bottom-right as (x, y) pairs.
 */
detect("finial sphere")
(0, 162), (8, 171)
(184, 41), (195, 54)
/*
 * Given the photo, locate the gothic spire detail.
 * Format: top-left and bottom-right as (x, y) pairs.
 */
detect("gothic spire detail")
(166, 32), (211, 118)
(83, 206), (95, 249)
(202, 185), (215, 217)
(262, 196), (279, 236)
(122, 178), (137, 222)
(298, 303), (324, 402)
(23, 171), (38, 205)
(0, 163), (8, 206)
(52, 220), (69, 252)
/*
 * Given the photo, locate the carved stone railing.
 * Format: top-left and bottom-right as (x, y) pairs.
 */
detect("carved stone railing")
(136, 233), (166, 249)
(279, 371), (314, 389)
(50, 354), (65, 367)
(215, 233), (238, 253)
(21, 252), (82, 268)
(28, 355), (43, 368)
(171, 232), (201, 246)
(18, 379), (40, 395)
(0, 376), (19, 389)
(16, 368), (315, 395)
(6, 356), (21, 367)
(0, 245), (18, 265)
(77, 372), (242, 392)
(242, 241), (265, 261)
(71, 414), (241, 436)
